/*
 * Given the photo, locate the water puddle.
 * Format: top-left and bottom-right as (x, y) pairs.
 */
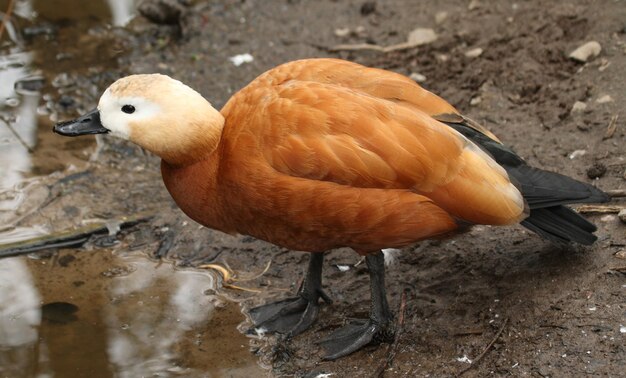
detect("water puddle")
(0, 0), (139, 214)
(0, 250), (264, 377)
(0, 2), (267, 376)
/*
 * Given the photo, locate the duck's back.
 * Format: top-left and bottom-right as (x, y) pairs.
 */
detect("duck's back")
(217, 59), (525, 235)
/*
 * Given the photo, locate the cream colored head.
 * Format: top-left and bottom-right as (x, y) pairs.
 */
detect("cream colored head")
(98, 74), (225, 165)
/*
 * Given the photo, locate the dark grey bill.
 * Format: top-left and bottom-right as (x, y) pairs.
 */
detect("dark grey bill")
(53, 108), (109, 136)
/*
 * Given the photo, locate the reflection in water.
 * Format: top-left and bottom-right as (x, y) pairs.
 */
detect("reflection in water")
(105, 256), (218, 376)
(0, 258), (42, 377)
(0, 251), (262, 377)
(0, 51), (37, 212)
(0, 0), (137, 213)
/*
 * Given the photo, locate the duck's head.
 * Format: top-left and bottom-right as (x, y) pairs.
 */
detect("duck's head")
(54, 74), (225, 165)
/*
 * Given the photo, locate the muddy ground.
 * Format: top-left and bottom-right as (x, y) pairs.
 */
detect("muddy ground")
(9, 0), (626, 377)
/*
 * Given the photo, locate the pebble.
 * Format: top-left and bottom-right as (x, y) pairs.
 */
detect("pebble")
(138, 0), (184, 25)
(586, 162), (607, 179)
(407, 28), (437, 45)
(571, 101), (587, 113)
(334, 27), (350, 37)
(596, 95), (613, 104)
(569, 41), (602, 63)
(470, 96), (482, 106)
(409, 72), (427, 82)
(615, 250), (626, 259)
(435, 11), (448, 24)
(360, 1), (377, 16)
(619, 209), (626, 224)
(465, 47), (483, 58)
(468, 0), (481, 10)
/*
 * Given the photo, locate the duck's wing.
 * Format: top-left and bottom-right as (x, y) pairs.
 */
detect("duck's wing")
(223, 80), (526, 226)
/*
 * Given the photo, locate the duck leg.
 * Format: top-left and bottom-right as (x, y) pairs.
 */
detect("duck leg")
(320, 250), (395, 360)
(249, 252), (331, 336)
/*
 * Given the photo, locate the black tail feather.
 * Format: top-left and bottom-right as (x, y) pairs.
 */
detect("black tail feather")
(507, 165), (609, 209)
(521, 206), (598, 246)
(442, 121), (610, 245)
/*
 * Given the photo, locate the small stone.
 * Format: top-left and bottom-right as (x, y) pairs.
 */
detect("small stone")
(619, 210), (626, 224)
(600, 214), (616, 223)
(569, 41), (602, 63)
(615, 250), (626, 259)
(470, 96), (482, 106)
(436, 53), (449, 62)
(435, 11), (448, 24)
(409, 72), (427, 82)
(596, 95), (613, 104)
(465, 47), (483, 58)
(586, 162), (607, 179)
(138, 0), (184, 25)
(571, 101), (587, 113)
(334, 27), (350, 37)
(468, 0), (481, 10)
(407, 28), (437, 45)
(360, 1), (376, 16)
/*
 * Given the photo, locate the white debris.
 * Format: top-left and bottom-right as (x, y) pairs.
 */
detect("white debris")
(620, 325), (626, 334)
(457, 355), (473, 364)
(571, 101), (587, 113)
(596, 94), (614, 104)
(407, 28), (438, 46)
(229, 53), (254, 66)
(382, 248), (401, 266)
(336, 265), (351, 272)
(569, 149), (586, 159)
(588, 306), (597, 311)
(569, 41), (602, 63)
(465, 47), (483, 58)
(409, 72), (427, 82)
(314, 374), (334, 378)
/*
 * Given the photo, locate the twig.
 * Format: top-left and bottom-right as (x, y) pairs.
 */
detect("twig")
(0, 0), (15, 42)
(374, 290), (408, 378)
(606, 189), (626, 198)
(577, 204), (626, 214)
(330, 40), (424, 53)
(603, 115), (618, 140)
(0, 117), (34, 153)
(0, 213), (153, 258)
(457, 318), (509, 376)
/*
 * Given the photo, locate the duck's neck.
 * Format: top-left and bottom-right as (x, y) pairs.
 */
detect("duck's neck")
(155, 106), (226, 167)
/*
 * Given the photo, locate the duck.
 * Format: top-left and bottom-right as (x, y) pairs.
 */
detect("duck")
(53, 58), (609, 360)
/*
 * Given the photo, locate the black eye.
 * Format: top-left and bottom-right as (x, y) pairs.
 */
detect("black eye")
(121, 105), (135, 114)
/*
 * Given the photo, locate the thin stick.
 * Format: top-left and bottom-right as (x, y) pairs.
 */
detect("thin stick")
(330, 40), (425, 53)
(606, 189), (626, 198)
(603, 115), (618, 140)
(458, 318), (509, 376)
(374, 290), (408, 378)
(0, 0), (15, 42)
(577, 204), (626, 214)
(0, 117), (34, 153)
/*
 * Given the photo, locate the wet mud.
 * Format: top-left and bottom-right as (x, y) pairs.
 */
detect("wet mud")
(1, 0), (625, 377)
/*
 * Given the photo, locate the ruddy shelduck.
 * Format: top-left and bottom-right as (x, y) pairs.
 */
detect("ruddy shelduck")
(54, 58), (608, 360)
